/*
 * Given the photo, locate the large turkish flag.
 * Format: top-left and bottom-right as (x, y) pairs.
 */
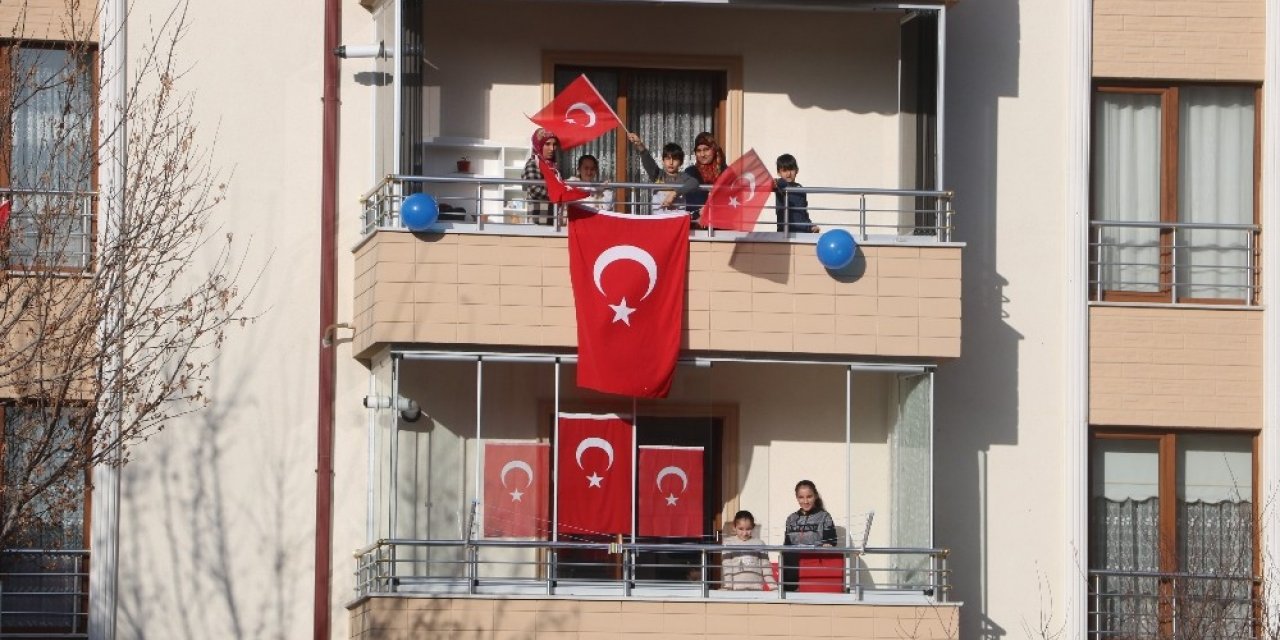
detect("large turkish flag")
(529, 74), (622, 150)
(555, 413), (634, 537)
(638, 446), (704, 538)
(701, 149), (773, 232)
(483, 441), (550, 538)
(567, 206), (689, 398)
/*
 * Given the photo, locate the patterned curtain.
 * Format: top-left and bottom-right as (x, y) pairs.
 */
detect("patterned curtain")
(1092, 497), (1161, 638)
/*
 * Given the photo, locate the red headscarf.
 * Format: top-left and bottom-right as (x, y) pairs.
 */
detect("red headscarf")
(693, 131), (724, 184)
(531, 128), (559, 160)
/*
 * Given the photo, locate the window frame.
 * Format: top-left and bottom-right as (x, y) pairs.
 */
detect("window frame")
(1089, 427), (1260, 637)
(1090, 81), (1261, 305)
(0, 39), (100, 273)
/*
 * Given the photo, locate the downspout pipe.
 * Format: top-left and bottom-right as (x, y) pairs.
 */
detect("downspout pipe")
(315, 0), (341, 636)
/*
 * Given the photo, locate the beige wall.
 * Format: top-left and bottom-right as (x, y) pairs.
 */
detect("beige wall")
(1092, 0), (1265, 80)
(353, 231), (962, 360)
(0, 0), (96, 42)
(349, 596), (961, 640)
(1089, 305), (1262, 429)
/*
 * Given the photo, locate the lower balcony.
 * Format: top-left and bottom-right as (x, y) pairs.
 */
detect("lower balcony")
(0, 549), (90, 639)
(349, 539), (957, 639)
(1087, 569), (1260, 639)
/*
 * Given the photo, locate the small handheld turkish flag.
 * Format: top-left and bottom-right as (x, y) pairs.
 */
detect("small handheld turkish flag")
(701, 149), (773, 232)
(567, 206), (689, 398)
(556, 414), (634, 537)
(483, 441), (550, 538)
(538, 156), (591, 204)
(638, 446), (704, 538)
(529, 75), (622, 150)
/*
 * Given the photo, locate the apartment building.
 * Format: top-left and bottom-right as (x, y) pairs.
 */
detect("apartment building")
(0, 0), (1275, 639)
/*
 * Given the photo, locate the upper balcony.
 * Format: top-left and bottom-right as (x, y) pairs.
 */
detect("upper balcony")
(352, 0), (960, 362)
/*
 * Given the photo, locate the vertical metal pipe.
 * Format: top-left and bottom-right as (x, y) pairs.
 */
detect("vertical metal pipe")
(1171, 225), (1179, 303)
(845, 367), (853, 547)
(631, 397), (638, 545)
(700, 549), (709, 598)
(390, 355), (401, 537)
(550, 359), (561, 594)
(859, 194), (867, 239)
(1247, 228), (1257, 305)
(475, 357), (483, 521)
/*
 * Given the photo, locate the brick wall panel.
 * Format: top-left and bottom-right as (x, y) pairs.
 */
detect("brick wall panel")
(1093, 0), (1264, 80)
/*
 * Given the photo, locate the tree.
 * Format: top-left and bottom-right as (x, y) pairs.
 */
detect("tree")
(0, 0), (249, 557)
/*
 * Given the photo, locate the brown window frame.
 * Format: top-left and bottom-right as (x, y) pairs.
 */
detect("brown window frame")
(0, 39), (100, 274)
(1090, 82), (1261, 305)
(0, 403), (92, 637)
(1089, 427), (1260, 637)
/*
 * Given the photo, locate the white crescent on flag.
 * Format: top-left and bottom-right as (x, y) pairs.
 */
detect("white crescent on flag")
(575, 437), (615, 470)
(499, 459), (534, 489)
(593, 245), (658, 301)
(738, 171), (759, 199)
(565, 102), (597, 127)
(655, 466), (689, 493)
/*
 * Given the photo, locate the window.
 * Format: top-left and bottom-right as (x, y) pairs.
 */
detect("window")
(1, 44), (96, 269)
(1089, 430), (1256, 638)
(551, 63), (729, 211)
(0, 405), (90, 636)
(1091, 84), (1258, 303)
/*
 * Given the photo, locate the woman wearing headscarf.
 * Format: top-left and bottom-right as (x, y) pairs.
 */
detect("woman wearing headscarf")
(681, 131), (726, 226)
(522, 128), (560, 225)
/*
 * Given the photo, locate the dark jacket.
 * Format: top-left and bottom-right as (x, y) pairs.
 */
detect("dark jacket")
(682, 163), (725, 219)
(775, 178), (815, 232)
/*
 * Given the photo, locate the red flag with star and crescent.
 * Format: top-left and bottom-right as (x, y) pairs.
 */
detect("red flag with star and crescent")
(529, 74), (622, 150)
(537, 156), (592, 204)
(555, 413), (634, 536)
(638, 446), (704, 538)
(567, 205), (689, 398)
(483, 441), (550, 538)
(701, 149), (773, 232)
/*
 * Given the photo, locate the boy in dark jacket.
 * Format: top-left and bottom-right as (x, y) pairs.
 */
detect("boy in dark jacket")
(774, 153), (819, 233)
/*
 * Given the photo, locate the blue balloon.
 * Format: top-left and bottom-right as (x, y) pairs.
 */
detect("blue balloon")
(401, 192), (439, 231)
(816, 228), (857, 270)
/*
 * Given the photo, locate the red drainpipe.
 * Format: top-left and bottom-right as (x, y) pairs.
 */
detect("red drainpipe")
(315, 0), (340, 637)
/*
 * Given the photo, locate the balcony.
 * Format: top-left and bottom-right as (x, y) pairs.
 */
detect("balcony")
(348, 539), (958, 639)
(1087, 569), (1259, 639)
(0, 549), (90, 638)
(352, 177), (962, 361)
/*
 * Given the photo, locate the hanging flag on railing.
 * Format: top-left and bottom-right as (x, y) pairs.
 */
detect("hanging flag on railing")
(529, 74), (622, 151)
(701, 149), (773, 232)
(638, 445), (704, 538)
(483, 441), (550, 538)
(567, 205), (688, 398)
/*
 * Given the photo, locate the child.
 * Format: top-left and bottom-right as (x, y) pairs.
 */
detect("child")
(627, 132), (697, 211)
(721, 510), (776, 591)
(566, 154), (615, 210)
(774, 153), (819, 233)
(782, 480), (837, 591)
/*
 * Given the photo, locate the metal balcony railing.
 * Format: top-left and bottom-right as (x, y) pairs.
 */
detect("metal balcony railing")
(0, 549), (90, 639)
(1088, 569), (1260, 639)
(1, 187), (95, 271)
(353, 538), (949, 605)
(1089, 220), (1260, 305)
(360, 175), (955, 243)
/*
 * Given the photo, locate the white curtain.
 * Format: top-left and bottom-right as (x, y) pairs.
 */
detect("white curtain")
(890, 373), (932, 584)
(1178, 86), (1255, 301)
(1093, 92), (1162, 294)
(8, 48), (93, 267)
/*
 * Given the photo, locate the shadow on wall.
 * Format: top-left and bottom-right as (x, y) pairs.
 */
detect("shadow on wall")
(935, 0), (1023, 638)
(388, 1), (909, 142)
(116, 354), (310, 640)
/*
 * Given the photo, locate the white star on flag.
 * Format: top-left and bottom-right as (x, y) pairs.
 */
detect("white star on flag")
(665, 493), (679, 506)
(587, 472), (603, 488)
(728, 196), (741, 208)
(609, 297), (636, 325)
(509, 488), (524, 502)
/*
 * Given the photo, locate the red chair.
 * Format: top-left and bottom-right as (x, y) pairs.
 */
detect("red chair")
(796, 552), (844, 593)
